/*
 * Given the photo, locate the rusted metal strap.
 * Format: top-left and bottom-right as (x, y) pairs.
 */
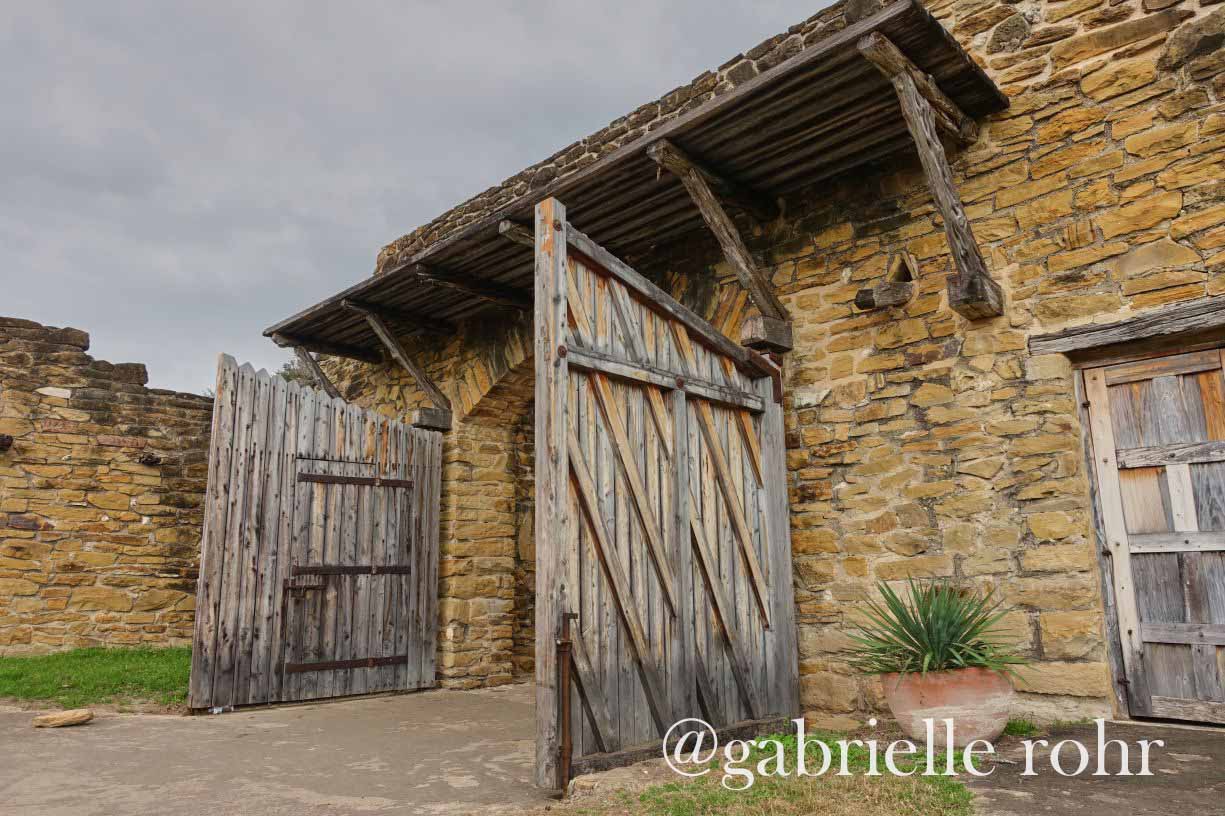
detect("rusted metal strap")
(291, 564), (413, 576)
(297, 473), (414, 489)
(284, 654), (409, 673)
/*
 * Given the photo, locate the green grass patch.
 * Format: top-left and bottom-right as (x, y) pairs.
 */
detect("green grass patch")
(0, 646), (191, 709)
(1003, 718), (1040, 738)
(562, 730), (974, 816)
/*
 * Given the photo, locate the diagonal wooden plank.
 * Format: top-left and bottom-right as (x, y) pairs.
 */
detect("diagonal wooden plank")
(688, 495), (761, 720)
(567, 430), (673, 735)
(670, 322), (771, 626)
(719, 357), (764, 486)
(348, 303), (452, 412)
(573, 268), (674, 458)
(588, 373), (679, 615)
(569, 628), (620, 753)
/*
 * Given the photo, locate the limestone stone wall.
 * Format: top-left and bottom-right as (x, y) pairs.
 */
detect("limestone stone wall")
(326, 0), (1225, 724)
(0, 317), (213, 654)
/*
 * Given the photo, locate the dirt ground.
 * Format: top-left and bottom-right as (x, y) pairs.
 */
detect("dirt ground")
(3, 684), (1223, 815)
(0, 683), (549, 816)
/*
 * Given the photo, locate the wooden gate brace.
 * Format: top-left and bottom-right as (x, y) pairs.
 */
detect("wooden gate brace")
(858, 32), (1003, 320)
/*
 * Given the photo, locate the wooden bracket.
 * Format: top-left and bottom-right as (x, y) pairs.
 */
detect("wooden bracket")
(646, 138), (789, 323)
(341, 300), (454, 336)
(739, 314), (793, 354)
(291, 346), (342, 399)
(342, 300), (453, 413)
(855, 281), (914, 311)
(646, 139), (779, 224)
(411, 263), (530, 311)
(858, 35), (1003, 321)
(858, 32), (978, 145)
(498, 220), (535, 248)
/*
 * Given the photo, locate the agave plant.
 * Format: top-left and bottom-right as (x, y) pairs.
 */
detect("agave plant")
(846, 579), (1027, 677)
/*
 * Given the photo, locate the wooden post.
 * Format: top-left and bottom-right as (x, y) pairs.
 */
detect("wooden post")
(534, 197), (570, 788)
(291, 347), (341, 399)
(647, 139), (789, 324)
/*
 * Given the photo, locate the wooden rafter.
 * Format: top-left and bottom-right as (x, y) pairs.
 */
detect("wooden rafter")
(291, 346), (341, 399)
(270, 332), (381, 364)
(411, 263), (530, 311)
(340, 299), (454, 336)
(647, 139), (789, 324)
(342, 301), (453, 415)
(646, 139), (779, 224)
(859, 32), (978, 144)
(859, 35), (1002, 320)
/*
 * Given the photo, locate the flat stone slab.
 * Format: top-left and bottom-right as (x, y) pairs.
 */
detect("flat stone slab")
(32, 709), (94, 728)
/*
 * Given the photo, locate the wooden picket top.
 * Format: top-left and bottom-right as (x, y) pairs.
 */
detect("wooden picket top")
(189, 355), (442, 710)
(534, 198), (800, 787)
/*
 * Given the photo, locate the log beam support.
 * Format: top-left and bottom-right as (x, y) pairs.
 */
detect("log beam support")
(739, 315), (794, 354)
(498, 220), (535, 248)
(342, 300), (453, 414)
(270, 332), (381, 365)
(854, 281), (914, 311)
(858, 36), (1003, 321)
(646, 140), (780, 224)
(646, 139), (790, 325)
(858, 32), (978, 145)
(291, 346), (341, 398)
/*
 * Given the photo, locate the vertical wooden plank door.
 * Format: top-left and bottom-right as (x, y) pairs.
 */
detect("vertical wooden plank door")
(533, 198), (800, 787)
(189, 356), (442, 710)
(1085, 348), (1225, 724)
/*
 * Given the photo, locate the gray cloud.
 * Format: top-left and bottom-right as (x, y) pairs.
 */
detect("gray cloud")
(3, 1), (830, 393)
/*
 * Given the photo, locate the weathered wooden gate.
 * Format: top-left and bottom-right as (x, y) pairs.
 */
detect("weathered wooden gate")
(533, 198), (800, 785)
(189, 355), (442, 710)
(1085, 347), (1225, 724)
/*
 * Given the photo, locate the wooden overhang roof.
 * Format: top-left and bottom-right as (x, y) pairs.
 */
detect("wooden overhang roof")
(264, 0), (1007, 360)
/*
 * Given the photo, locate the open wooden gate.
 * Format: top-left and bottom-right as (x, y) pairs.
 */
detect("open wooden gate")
(189, 355), (442, 710)
(533, 198), (800, 786)
(1085, 347), (1225, 724)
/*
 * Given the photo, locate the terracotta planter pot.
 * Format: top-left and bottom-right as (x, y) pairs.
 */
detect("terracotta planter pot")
(881, 667), (1013, 750)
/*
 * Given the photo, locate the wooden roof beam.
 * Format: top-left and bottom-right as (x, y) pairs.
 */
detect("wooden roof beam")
(860, 36), (1003, 320)
(270, 332), (381, 364)
(858, 32), (977, 145)
(498, 220), (535, 248)
(411, 263), (530, 311)
(646, 140), (780, 224)
(342, 301), (453, 415)
(645, 138), (789, 326)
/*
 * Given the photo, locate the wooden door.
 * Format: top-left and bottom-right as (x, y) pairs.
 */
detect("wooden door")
(1085, 348), (1225, 724)
(188, 356), (442, 710)
(533, 199), (799, 787)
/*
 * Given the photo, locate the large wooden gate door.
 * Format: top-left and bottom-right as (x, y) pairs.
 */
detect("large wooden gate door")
(1085, 347), (1225, 724)
(189, 355), (442, 710)
(534, 198), (799, 786)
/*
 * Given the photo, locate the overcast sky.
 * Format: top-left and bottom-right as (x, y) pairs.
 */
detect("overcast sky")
(3, 1), (830, 393)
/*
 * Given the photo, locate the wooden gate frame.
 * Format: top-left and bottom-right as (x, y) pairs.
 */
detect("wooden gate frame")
(533, 198), (799, 787)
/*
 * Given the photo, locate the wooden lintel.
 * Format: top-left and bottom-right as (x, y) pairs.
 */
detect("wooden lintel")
(343, 302), (452, 412)
(411, 263), (530, 311)
(291, 346), (341, 398)
(340, 299), (454, 336)
(858, 32), (978, 144)
(884, 72), (1003, 320)
(645, 139), (788, 322)
(739, 315), (793, 354)
(497, 220), (535, 248)
(646, 139), (779, 223)
(1029, 296), (1225, 357)
(269, 332), (381, 365)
